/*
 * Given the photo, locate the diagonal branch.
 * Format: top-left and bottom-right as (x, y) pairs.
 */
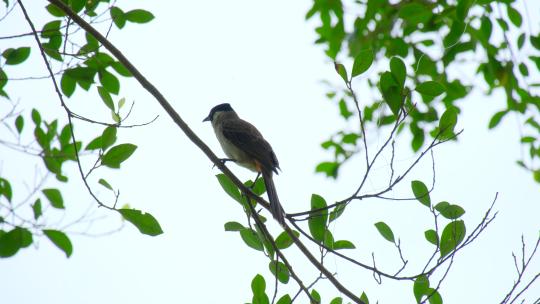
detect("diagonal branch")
(46, 1), (365, 303)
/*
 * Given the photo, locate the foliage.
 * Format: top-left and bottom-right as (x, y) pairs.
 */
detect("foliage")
(0, 0), (159, 259)
(1, 1), (539, 304)
(309, 0), (540, 184)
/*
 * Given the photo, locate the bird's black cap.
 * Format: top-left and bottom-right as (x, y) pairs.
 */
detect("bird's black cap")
(203, 103), (234, 122)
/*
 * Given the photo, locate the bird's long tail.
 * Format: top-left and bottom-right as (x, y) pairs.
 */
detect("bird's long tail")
(262, 170), (285, 226)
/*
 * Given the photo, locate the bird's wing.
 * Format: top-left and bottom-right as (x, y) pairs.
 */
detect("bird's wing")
(221, 119), (279, 173)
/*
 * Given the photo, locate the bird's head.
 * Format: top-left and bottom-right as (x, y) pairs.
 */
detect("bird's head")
(203, 103), (234, 122)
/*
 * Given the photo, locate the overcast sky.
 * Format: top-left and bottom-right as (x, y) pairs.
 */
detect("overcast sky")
(1, 1), (540, 303)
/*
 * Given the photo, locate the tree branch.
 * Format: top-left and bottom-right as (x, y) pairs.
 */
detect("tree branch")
(46, 1), (365, 302)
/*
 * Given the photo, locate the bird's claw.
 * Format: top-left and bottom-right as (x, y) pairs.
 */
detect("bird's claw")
(213, 158), (237, 169)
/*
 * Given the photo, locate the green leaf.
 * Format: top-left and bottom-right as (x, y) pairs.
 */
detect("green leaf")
(101, 126), (117, 150)
(45, 3), (65, 16)
(311, 289), (321, 302)
(43, 156), (61, 175)
(338, 99), (353, 119)
(334, 62), (348, 83)
(275, 230), (299, 249)
(84, 52), (114, 69)
(216, 173), (242, 203)
(308, 194), (328, 243)
(415, 81), (445, 96)
(244, 178), (265, 196)
(69, 0), (85, 13)
(2, 47), (31, 65)
(85, 135), (102, 150)
(497, 18), (509, 31)
(333, 240), (355, 250)
(411, 125), (425, 152)
(62, 141), (80, 161)
(65, 67), (95, 88)
(99, 70), (120, 95)
(330, 297), (343, 304)
(251, 274), (269, 304)
(435, 201), (466, 219)
(438, 107), (458, 138)
(342, 133), (359, 144)
(240, 228), (264, 251)
(440, 220), (466, 258)
(424, 229), (438, 246)
(101, 143), (137, 168)
(97, 86), (115, 111)
(224, 221), (244, 231)
(534, 170), (540, 183)
(32, 199), (42, 220)
(47, 35), (62, 50)
(276, 294), (292, 304)
(390, 57), (406, 88)
(269, 260), (289, 284)
(488, 110), (508, 129)
(112, 112), (121, 123)
(41, 20), (61, 38)
(517, 33), (525, 49)
(98, 178), (113, 191)
(119, 208), (163, 236)
(360, 292), (369, 304)
(15, 115), (24, 133)
(85, 0), (99, 15)
(531, 35), (540, 51)
(507, 5), (522, 27)
(0, 227), (33, 257)
(413, 275), (430, 303)
(380, 71), (402, 116)
(480, 16), (493, 41)
(374, 221), (395, 243)
(0, 177), (13, 202)
(0, 68), (7, 95)
(456, 0), (473, 20)
(61, 74), (76, 97)
(444, 21), (465, 47)
(411, 180), (430, 207)
(521, 136), (535, 143)
(329, 203), (346, 222)
(425, 288), (443, 304)
(31, 109), (41, 126)
(118, 97), (126, 109)
(519, 63), (529, 76)
(324, 230), (334, 249)
(59, 125), (71, 147)
(125, 9), (155, 23)
(352, 49), (374, 77)
(111, 62), (132, 77)
(34, 126), (49, 150)
(254, 224), (273, 259)
(42, 188), (64, 209)
(43, 43), (62, 61)
(398, 3), (432, 24)
(315, 161), (338, 178)
(110, 6), (126, 29)
(43, 229), (73, 258)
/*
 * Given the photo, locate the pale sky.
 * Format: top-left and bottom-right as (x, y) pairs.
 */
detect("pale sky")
(1, 1), (539, 303)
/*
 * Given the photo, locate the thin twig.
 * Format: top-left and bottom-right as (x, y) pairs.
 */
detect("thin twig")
(46, 1), (365, 302)
(18, 0), (115, 211)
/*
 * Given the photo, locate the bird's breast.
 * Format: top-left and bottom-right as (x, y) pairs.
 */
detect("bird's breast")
(214, 125), (258, 172)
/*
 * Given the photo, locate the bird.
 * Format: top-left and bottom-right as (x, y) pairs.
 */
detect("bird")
(203, 103), (285, 225)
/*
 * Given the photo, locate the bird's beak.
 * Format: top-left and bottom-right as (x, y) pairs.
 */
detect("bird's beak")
(203, 115), (211, 122)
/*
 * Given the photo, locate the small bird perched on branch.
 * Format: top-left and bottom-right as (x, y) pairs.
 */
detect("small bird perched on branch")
(203, 103), (285, 226)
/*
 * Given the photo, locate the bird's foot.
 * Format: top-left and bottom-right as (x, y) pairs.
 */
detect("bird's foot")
(249, 172), (261, 190)
(213, 158), (237, 169)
